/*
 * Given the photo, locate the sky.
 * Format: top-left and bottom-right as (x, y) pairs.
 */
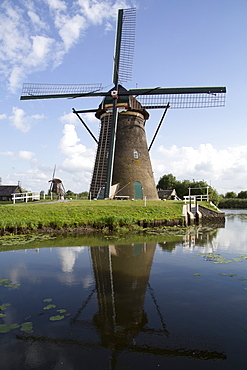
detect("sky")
(1, 0), (247, 196)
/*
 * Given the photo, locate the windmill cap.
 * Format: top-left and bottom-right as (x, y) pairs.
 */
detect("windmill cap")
(49, 178), (62, 183)
(95, 85), (149, 120)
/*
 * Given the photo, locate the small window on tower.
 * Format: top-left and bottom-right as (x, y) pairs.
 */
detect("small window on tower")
(134, 150), (138, 159)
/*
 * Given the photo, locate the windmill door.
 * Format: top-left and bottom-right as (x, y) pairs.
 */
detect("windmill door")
(134, 181), (143, 199)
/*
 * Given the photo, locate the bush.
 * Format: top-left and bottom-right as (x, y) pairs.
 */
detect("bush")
(218, 198), (247, 209)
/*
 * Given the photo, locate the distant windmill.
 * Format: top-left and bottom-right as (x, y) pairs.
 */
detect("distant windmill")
(21, 8), (226, 200)
(48, 165), (65, 200)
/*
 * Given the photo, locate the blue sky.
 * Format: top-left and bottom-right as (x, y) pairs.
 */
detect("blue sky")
(0, 0), (246, 195)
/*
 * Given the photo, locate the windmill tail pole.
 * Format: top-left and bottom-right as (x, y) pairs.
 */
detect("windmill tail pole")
(104, 98), (119, 199)
(148, 103), (170, 151)
(72, 109), (98, 144)
(112, 9), (124, 87)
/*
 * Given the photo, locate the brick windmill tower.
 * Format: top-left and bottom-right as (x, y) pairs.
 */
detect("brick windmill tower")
(21, 8), (226, 200)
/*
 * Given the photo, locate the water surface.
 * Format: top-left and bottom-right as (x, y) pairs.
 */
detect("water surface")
(0, 213), (247, 369)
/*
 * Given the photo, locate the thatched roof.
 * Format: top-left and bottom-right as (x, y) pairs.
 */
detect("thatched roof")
(0, 185), (21, 197)
(158, 189), (178, 200)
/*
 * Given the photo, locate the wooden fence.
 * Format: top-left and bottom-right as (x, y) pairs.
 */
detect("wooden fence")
(12, 192), (40, 204)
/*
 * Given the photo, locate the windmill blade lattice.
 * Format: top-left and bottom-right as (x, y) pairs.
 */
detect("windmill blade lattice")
(135, 90), (226, 109)
(113, 8), (136, 85)
(21, 83), (103, 100)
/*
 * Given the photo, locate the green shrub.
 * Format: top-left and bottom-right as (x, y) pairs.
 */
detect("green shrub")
(218, 198), (247, 209)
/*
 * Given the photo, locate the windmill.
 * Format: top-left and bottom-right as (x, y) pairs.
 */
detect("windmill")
(20, 8), (226, 200)
(48, 165), (65, 200)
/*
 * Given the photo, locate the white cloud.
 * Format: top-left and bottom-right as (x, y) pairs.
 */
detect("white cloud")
(0, 114), (7, 120)
(82, 275), (94, 288)
(59, 123), (95, 172)
(0, 151), (14, 157)
(18, 150), (35, 160)
(57, 247), (85, 273)
(58, 114), (98, 181)
(59, 14), (87, 50)
(9, 107), (44, 132)
(84, 112), (98, 124)
(45, 0), (67, 13)
(60, 123), (85, 153)
(27, 10), (47, 29)
(77, 0), (131, 25)
(27, 35), (54, 67)
(8, 67), (24, 90)
(152, 143), (247, 193)
(60, 112), (78, 125)
(9, 107), (30, 132)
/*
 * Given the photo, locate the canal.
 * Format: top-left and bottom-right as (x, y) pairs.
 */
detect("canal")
(0, 210), (247, 369)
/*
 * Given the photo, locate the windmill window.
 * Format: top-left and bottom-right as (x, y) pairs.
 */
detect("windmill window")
(134, 150), (139, 159)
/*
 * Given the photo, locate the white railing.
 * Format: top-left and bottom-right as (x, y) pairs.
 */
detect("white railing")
(183, 194), (209, 203)
(12, 192), (40, 204)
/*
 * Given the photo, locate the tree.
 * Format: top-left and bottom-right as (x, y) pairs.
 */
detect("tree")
(157, 174), (177, 190)
(237, 190), (247, 199)
(156, 174), (220, 205)
(65, 190), (75, 198)
(78, 191), (89, 198)
(225, 191), (237, 198)
(175, 179), (191, 199)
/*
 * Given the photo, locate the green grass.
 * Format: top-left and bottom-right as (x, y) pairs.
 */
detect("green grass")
(0, 199), (184, 234)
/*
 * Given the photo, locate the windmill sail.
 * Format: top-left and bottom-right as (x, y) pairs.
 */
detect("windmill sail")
(113, 8), (136, 85)
(21, 83), (103, 100)
(130, 86), (226, 109)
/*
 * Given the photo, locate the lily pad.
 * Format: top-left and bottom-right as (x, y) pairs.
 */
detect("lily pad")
(0, 313), (7, 318)
(193, 273), (201, 277)
(4, 283), (21, 288)
(57, 309), (66, 314)
(43, 304), (56, 310)
(0, 324), (10, 333)
(21, 322), (33, 333)
(0, 279), (11, 286)
(49, 315), (65, 321)
(21, 321), (33, 327)
(43, 298), (52, 302)
(0, 303), (11, 311)
(213, 260), (232, 264)
(9, 323), (20, 329)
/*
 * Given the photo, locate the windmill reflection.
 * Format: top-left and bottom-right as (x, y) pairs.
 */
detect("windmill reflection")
(71, 243), (226, 361)
(90, 243), (157, 347)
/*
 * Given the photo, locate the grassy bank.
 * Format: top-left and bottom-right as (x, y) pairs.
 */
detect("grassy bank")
(0, 199), (184, 234)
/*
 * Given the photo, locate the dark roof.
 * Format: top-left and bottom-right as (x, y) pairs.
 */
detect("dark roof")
(158, 189), (177, 196)
(0, 185), (21, 197)
(157, 189), (179, 200)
